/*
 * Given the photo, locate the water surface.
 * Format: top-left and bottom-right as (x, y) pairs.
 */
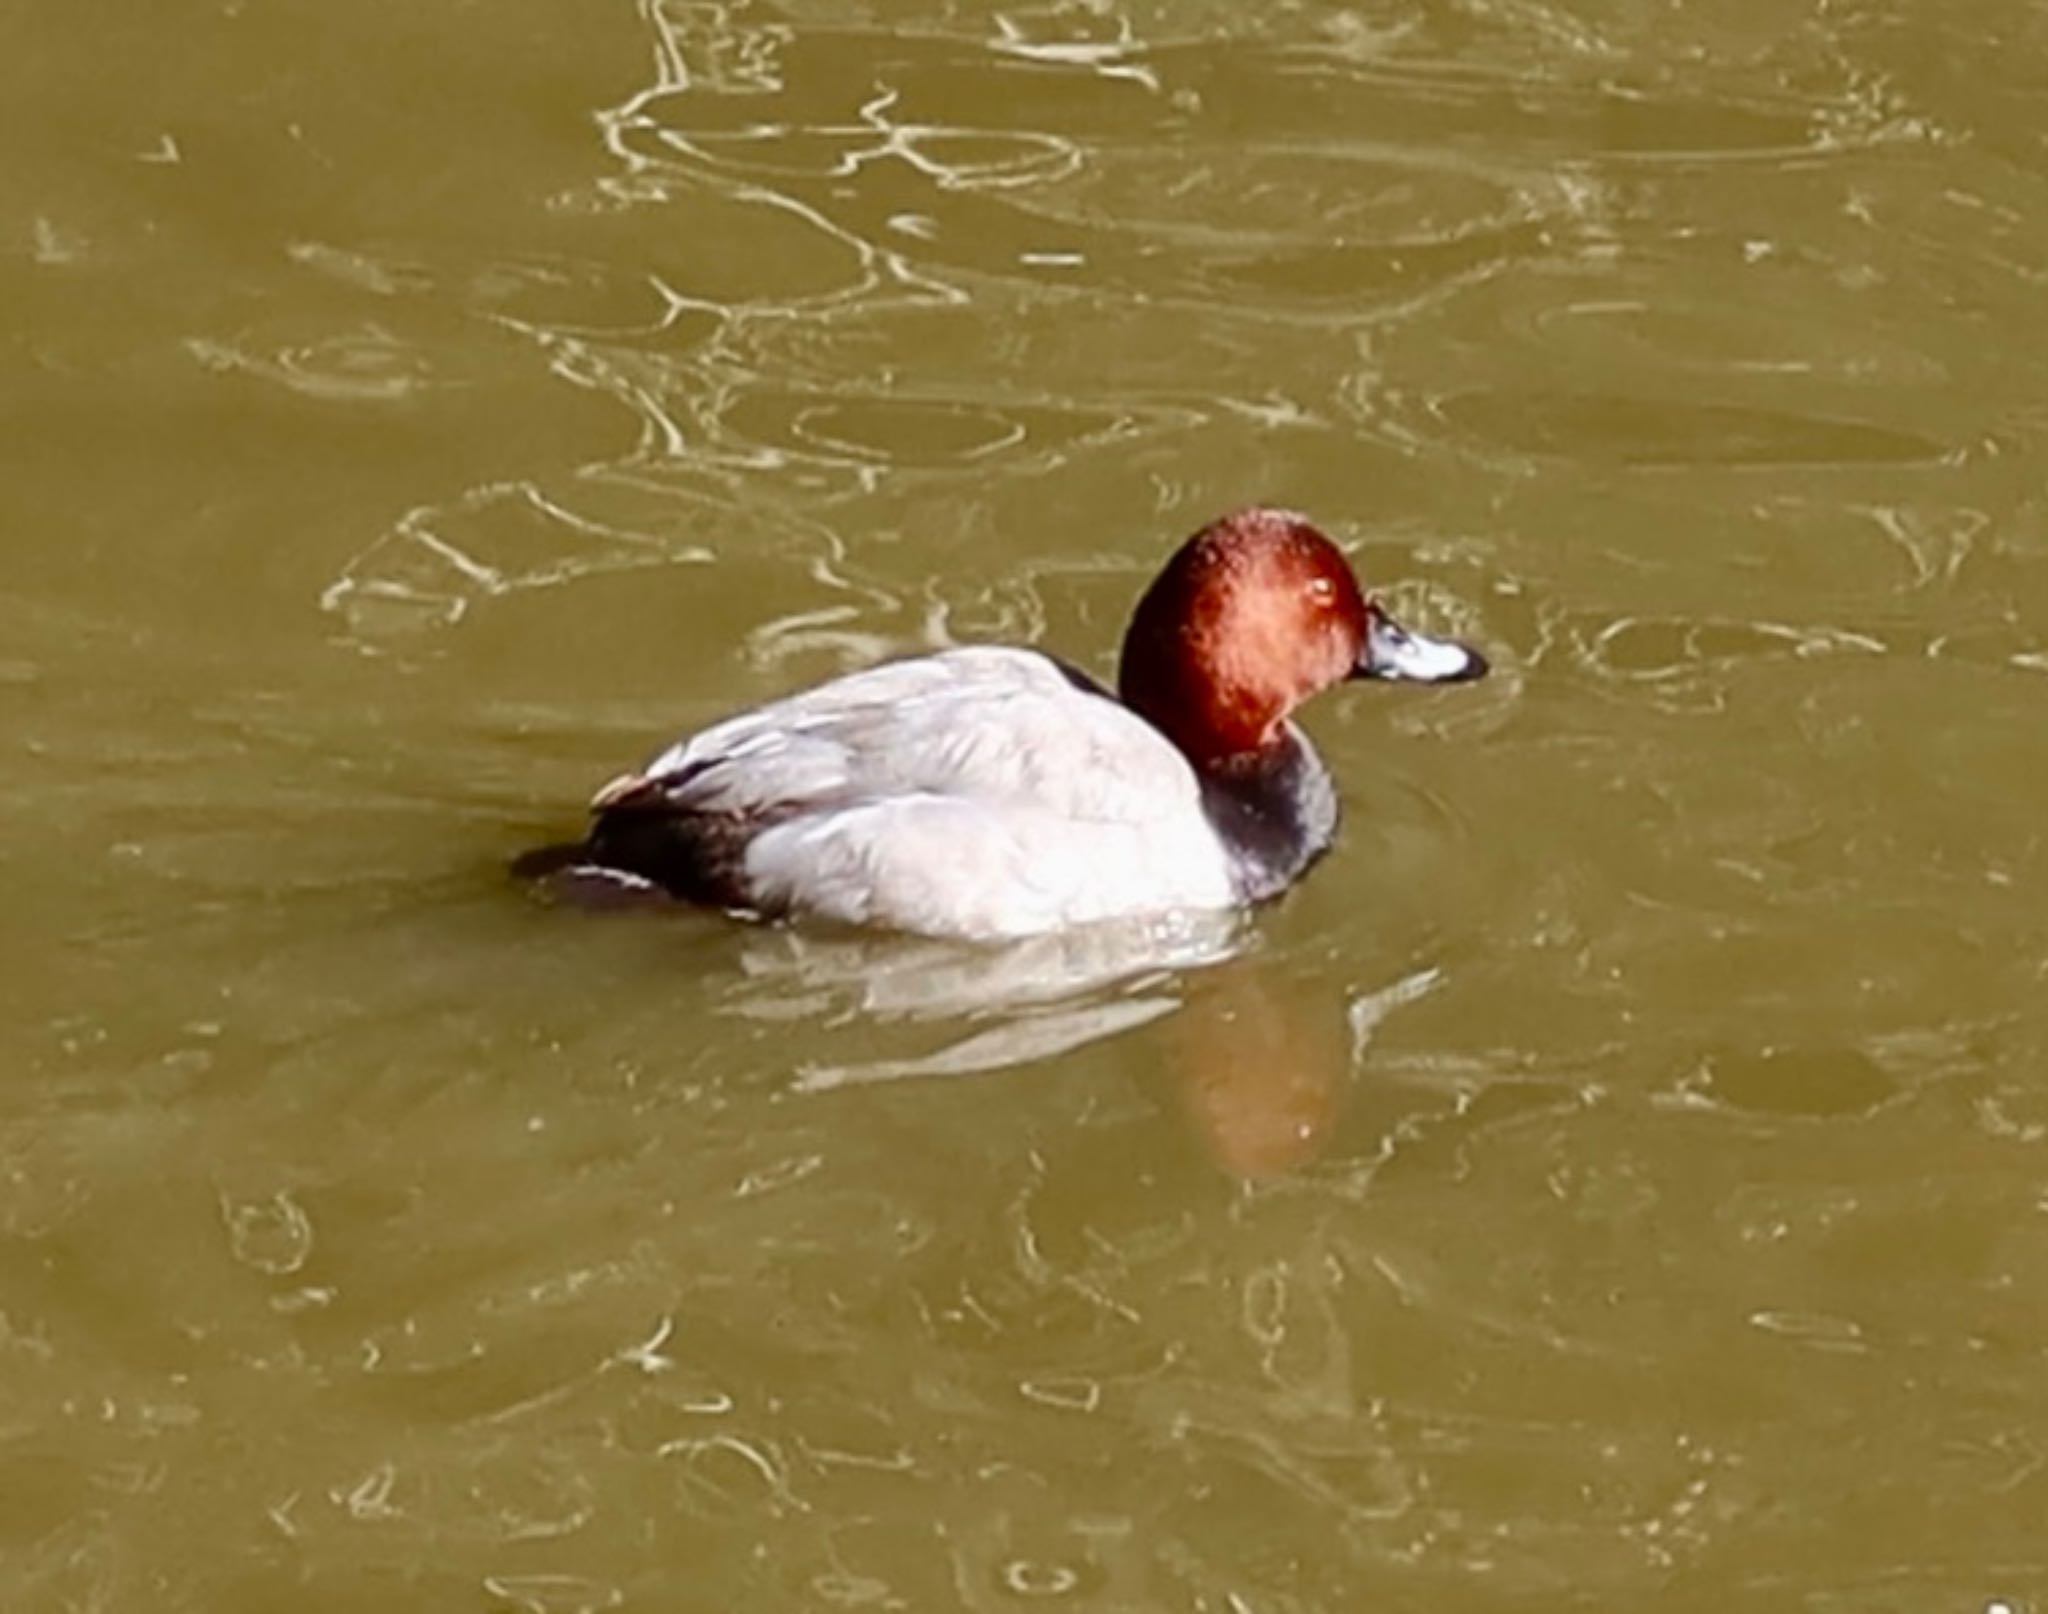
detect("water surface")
(7, 0), (2048, 1608)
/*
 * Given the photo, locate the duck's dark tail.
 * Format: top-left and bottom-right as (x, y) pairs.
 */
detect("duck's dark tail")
(511, 807), (759, 913)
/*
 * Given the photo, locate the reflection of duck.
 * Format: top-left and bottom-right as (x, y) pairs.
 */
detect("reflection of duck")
(1171, 962), (1341, 1181)
(520, 508), (1485, 940)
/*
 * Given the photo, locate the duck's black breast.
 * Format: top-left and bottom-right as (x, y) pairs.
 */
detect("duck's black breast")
(1197, 730), (1341, 904)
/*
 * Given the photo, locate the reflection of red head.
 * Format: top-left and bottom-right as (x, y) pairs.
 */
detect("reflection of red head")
(1174, 967), (1346, 1180)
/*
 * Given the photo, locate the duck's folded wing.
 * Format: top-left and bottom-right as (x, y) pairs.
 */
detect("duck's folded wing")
(607, 647), (1204, 827)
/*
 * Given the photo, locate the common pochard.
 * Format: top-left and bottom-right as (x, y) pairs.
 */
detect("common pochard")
(521, 507), (1487, 940)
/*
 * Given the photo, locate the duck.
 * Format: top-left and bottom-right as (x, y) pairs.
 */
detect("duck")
(518, 507), (1487, 941)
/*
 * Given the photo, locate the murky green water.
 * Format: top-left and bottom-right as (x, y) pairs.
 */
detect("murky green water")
(8, 0), (2048, 1607)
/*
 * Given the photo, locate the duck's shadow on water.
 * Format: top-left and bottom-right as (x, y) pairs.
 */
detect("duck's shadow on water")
(522, 861), (1439, 1180)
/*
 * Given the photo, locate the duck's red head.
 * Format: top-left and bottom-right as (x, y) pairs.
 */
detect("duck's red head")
(1116, 507), (1486, 767)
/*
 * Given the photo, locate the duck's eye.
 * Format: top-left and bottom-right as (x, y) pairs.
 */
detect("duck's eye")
(1307, 577), (1337, 605)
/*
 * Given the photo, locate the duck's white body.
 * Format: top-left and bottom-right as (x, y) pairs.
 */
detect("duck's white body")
(610, 647), (1244, 939)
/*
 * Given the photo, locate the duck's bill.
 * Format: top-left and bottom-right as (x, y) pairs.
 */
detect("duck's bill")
(1355, 606), (1489, 684)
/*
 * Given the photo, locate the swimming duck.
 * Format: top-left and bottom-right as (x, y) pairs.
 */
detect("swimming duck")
(522, 507), (1486, 940)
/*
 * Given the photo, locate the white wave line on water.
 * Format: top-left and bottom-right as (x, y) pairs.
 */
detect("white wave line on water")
(639, 0), (789, 96)
(515, 322), (694, 461)
(990, 9), (1161, 91)
(320, 481), (713, 637)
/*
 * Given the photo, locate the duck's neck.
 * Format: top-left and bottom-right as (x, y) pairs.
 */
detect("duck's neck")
(1118, 656), (1282, 769)
(1190, 729), (1340, 903)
